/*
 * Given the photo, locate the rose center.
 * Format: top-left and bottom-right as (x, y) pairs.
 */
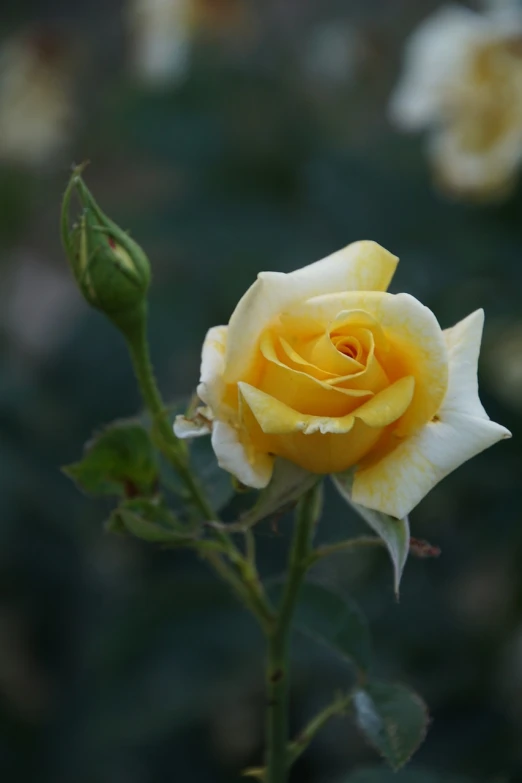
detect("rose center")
(333, 335), (362, 361)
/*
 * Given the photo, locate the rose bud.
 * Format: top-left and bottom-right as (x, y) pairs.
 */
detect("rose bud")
(61, 167), (150, 332)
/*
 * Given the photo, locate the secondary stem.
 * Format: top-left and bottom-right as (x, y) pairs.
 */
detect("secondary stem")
(123, 310), (276, 629)
(124, 307), (216, 522)
(265, 484), (319, 783)
(288, 691), (354, 766)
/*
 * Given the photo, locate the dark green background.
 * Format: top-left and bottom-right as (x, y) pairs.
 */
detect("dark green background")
(0, 1), (520, 781)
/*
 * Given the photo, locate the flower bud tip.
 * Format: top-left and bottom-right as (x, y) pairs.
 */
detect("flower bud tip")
(61, 168), (151, 331)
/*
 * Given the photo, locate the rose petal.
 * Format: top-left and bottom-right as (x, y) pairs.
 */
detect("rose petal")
(211, 420), (273, 490)
(197, 325), (228, 414)
(238, 382), (357, 436)
(303, 309), (389, 377)
(238, 380), (410, 475)
(303, 328), (366, 376)
(239, 384), (376, 474)
(239, 375), (414, 436)
(174, 412), (212, 438)
(224, 241), (398, 383)
(354, 376), (415, 428)
(290, 291), (448, 437)
(442, 308), (488, 418)
(352, 411), (510, 519)
(352, 309), (511, 517)
(258, 331), (372, 417)
(277, 336), (338, 381)
(237, 375), (414, 475)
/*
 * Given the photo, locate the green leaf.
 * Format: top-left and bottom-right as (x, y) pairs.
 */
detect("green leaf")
(332, 470), (410, 596)
(353, 680), (428, 771)
(339, 767), (473, 783)
(108, 497), (190, 544)
(64, 420), (158, 497)
(238, 458), (318, 529)
(293, 581), (372, 674)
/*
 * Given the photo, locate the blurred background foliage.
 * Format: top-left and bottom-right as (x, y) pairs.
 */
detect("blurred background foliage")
(0, 0), (521, 781)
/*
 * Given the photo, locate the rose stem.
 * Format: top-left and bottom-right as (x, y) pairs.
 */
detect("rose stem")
(265, 484), (318, 783)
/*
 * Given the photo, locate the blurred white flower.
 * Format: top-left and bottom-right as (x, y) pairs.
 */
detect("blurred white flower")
(0, 32), (73, 167)
(127, 0), (251, 87)
(389, 4), (522, 200)
(127, 0), (192, 87)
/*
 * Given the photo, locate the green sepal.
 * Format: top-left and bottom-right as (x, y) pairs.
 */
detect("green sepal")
(332, 470), (410, 596)
(237, 458), (318, 530)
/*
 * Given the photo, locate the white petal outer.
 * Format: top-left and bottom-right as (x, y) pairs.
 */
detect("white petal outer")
(352, 413), (510, 519)
(197, 325), (228, 413)
(223, 241), (398, 383)
(352, 308), (511, 518)
(174, 414), (211, 438)
(442, 309), (488, 419)
(389, 5), (486, 130)
(211, 420), (273, 489)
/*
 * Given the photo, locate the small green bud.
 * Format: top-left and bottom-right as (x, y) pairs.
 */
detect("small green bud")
(61, 165), (150, 329)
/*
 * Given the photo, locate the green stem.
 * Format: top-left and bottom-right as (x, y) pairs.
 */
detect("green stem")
(204, 550), (274, 633)
(121, 309), (277, 630)
(124, 306), (216, 522)
(265, 484), (319, 783)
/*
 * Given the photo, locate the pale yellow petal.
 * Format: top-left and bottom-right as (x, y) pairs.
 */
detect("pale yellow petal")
(257, 332), (372, 416)
(289, 291), (448, 435)
(197, 325), (228, 413)
(211, 420), (273, 490)
(239, 375), (413, 436)
(224, 241), (399, 383)
(330, 309), (390, 351)
(237, 373), (415, 475)
(295, 310), (390, 391)
(238, 382), (388, 474)
(352, 410), (511, 519)
(174, 413), (211, 439)
(354, 376), (415, 428)
(238, 382), (357, 436)
(442, 308), (488, 419)
(277, 336), (338, 381)
(303, 330), (365, 375)
(285, 240), (398, 297)
(326, 328), (389, 392)
(264, 419), (384, 475)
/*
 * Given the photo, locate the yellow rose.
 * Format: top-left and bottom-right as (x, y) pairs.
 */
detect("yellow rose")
(175, 241), (510, 518)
